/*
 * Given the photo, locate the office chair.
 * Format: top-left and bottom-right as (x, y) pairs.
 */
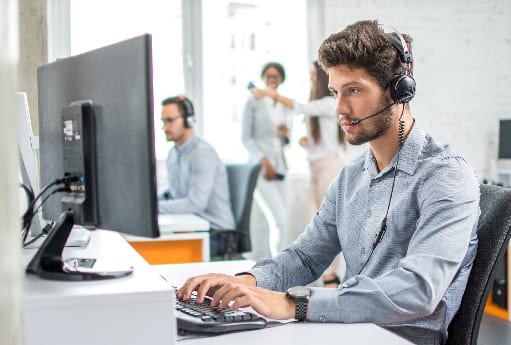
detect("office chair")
(212, 163), (261, 260)
(446, 184), (511, 345)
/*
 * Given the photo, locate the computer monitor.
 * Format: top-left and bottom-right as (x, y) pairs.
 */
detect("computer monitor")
(499, 120), (511, 159)
(27, 34), (160, 281)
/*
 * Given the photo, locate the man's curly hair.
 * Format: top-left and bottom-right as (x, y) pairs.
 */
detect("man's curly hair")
(318, 20), (413, 90)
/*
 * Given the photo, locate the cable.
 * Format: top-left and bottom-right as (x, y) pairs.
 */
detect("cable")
(22, 176), (80, 232)
(23, 186), (68, 247)
(20, 183), (35, 204)
(23, 177), (77, 219)
(20, 183), (35, 230)
(23, 221), (55, 248)
(22, 183), (72, 247)
(357, 104), (406, 275)
(32, 187), (69, 223)
(21, 179), (61, 243)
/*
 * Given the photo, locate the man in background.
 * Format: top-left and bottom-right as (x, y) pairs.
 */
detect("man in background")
(158, 96), (235, 257)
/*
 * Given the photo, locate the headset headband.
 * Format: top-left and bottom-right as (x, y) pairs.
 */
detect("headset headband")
(381, 25), (413, 76)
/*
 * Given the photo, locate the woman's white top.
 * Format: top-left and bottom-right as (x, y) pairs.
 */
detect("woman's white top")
(242, 95), (292, 174)
(292, 96), (343, 163)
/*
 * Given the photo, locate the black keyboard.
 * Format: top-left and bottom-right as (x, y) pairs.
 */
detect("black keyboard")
(176, 292), (267, 335)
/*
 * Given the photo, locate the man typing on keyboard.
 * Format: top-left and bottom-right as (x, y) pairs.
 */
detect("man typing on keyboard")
(178, 20), (479, 345)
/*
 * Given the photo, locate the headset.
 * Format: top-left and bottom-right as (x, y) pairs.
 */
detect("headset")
(177, 96), (195, 128)
(356, 26), (416, 275)
(385, 28), (416, 104)
(350, 28), (416, 126)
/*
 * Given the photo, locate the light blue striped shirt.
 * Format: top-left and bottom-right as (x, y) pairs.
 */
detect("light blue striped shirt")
(249, 123), (480, 345)
(158, 134), (235, 231)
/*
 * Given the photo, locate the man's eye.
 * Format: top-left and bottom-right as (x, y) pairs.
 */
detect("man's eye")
(350, 88), (359, 93)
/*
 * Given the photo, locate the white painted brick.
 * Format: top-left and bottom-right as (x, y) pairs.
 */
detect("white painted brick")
(312, 0), (511, 180)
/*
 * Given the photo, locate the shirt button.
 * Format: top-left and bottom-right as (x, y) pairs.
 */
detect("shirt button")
(319, 315), (327, 322)
(367, 211), (371, 217)
(361, 247), (366, 254)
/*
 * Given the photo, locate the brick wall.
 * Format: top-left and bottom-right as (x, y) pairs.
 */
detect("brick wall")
(308, 0), (511, 180)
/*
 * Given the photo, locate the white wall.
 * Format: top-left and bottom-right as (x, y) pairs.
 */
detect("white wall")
(307, 0), (511, 181)
(0, 0), (23, 343)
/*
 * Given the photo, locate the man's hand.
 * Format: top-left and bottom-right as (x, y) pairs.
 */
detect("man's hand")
(177, 273), (256, 304)
(177, 273), (296, 320)
(211, 283), (296, 320)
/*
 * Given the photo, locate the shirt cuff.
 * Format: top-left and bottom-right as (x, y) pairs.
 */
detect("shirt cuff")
(308, 287), (341, 323)
(248, 265), (277, 290)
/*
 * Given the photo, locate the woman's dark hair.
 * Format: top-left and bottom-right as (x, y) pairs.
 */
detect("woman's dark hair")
(309, 61), (345, 146)
(260, 62), (286, 82)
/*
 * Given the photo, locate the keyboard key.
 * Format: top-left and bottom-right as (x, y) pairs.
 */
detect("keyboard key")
(175, 292), (267, 334)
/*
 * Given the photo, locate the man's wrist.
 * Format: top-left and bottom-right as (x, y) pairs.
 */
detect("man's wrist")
(284, 293), (296, 319)
(286, 286), (311, 321)
(234, 272), (257, 286)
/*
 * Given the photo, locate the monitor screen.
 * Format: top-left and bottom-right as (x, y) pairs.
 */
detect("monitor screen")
(28, 34), (160, 280)
(499, 120), (511, 159)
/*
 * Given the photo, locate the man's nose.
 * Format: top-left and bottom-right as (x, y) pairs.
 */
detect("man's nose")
(335, 96), (348, 119)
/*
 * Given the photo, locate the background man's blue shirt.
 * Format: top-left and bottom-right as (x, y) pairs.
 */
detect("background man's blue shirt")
(158, 134), (235, 231)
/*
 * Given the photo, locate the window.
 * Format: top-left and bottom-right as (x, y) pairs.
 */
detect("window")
(70, 0), (184, 160)
(201, 0), (309, 173)
(70, 0), (310, 173)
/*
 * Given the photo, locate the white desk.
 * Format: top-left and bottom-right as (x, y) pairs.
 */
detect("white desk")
(183, 323), (412, 345)
(125, 213), (211, 263)
(24, 235), (413, 345)
(158, 213), (210, 232)
(23, 230), (175, 345)
(153, 261), (414, 345)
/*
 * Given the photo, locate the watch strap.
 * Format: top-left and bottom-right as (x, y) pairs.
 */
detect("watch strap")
(294, 297), (308, 321)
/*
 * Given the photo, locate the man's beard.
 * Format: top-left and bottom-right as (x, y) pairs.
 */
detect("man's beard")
(346, 97), (394, 146)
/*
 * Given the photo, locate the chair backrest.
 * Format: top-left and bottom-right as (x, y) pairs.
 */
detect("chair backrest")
(446, 184), (511, 345)
(225, 163), (261, 253)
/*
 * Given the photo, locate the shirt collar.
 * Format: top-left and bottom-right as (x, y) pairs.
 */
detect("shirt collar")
(175, 133), (198, 155)
(364, 121), (426, 177)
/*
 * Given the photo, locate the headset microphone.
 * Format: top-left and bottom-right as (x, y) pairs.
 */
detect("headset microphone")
(356, 25), (415, 276)
(350, 102), (396, 125)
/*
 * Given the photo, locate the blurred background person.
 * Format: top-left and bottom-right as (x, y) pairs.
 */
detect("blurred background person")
(242, 62), (292, 257)
(253, 61), (345, 286)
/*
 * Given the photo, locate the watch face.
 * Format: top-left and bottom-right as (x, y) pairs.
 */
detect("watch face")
(288, 286), (311, 298)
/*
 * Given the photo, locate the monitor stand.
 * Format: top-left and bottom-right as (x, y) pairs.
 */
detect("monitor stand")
(26, 210), (134, 281)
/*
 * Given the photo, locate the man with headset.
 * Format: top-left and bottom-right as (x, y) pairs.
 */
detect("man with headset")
(158, 96), (235, 257)
(177, 20), (479, 345)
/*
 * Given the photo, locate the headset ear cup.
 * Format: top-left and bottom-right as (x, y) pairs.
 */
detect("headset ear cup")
(180, 98), (195, 118)
(177, 96), (195, 128)
(185, 115), (195, 128)
(390, 74), (416, 104)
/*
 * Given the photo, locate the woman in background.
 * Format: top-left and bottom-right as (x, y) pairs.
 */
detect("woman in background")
(242, 62), (292, 258)
(253, 61), (345, 286)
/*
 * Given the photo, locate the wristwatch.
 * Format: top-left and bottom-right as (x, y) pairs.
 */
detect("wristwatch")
(286, 286), (311, 321)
